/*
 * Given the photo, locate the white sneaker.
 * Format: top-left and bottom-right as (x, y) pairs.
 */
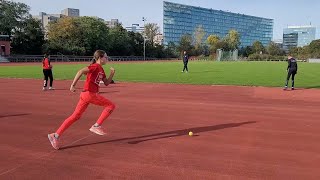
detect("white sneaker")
(49, 87), (55, 90)
(42, 87), (47, 91)
(99, 81), (104, 87)
(89, 125), (106, 136)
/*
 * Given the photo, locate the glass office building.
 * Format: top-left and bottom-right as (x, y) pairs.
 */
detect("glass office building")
(163, 1), (273, 47)
(283, 26), (316, 51)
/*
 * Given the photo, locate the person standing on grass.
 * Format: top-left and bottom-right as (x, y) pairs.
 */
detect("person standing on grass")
(181, 51), (189, 73)
(48, 50), (116, 150)
(42, 54), (54, 90)
(284, 55), (298, 90)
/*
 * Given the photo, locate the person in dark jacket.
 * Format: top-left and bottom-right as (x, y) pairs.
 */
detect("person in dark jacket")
(284, 55), (298, 90)
(181, 51), (189, 73)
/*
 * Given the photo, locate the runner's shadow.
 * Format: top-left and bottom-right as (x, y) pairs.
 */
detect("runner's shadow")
(98, 90), (120, 94)
(0, 113), (30, 119)
(61, 121), (256, 150)
(304, 85), (320, 89)
(46, 88), (68, 91)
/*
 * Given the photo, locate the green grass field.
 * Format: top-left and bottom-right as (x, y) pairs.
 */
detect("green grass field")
(1, 61), (320, 88)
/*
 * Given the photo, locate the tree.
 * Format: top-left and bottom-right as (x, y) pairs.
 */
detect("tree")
(46, 17), (85, 55)
(202, 44), (210, 56)
(224, 29), (240, 50)
(308, 39), (320, 58)
(288, 40), (320, 59)
(207, 34), (220, 54)
(0, 0), (30, 37)
(252, 41), (264, 54)
(107, 24), (131, 56)
(289, 46), (308, 60)
(0, 0), (46, 54)
(178, 34), (193, 56)
(153, 44), (166, 58)
(127, 31), (144, 56)
(267, 41), (282, 56)
(11, 18), (44, 54)
(76, 16), (109, 55)
(46, 16), (109, 55)
(164, 42), (178, 58)
(239, 46), (253, 57)
(144, 23), (160, 45)
(216, 40), (230, 51)
(193, 25), (205, 55)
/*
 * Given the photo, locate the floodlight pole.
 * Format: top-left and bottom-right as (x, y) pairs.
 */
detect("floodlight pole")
(142, 17), (146, 61)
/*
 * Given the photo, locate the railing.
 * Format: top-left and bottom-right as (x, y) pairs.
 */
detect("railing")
(4, 55), (178, 62)
(0, 55), (9, 62)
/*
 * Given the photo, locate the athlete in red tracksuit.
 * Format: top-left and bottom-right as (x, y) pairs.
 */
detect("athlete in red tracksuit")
(48, 50), (116, 150)
(42, 54), (54, 90)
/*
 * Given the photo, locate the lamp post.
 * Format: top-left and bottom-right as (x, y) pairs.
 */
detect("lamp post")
(144, 37), (146, 61)
(142, 17), (146, 61)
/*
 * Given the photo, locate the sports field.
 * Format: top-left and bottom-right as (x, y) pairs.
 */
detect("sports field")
(1, 61), (320, 179)
(1, 61), (320, 88)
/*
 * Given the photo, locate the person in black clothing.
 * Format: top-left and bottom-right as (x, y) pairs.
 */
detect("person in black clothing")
(181, 51), (189, 73)
(284, 55), (298, 90)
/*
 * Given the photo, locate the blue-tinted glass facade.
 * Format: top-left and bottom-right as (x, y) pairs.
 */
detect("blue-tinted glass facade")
(163, 1), (273, 47)
(283, 26), (316, 51)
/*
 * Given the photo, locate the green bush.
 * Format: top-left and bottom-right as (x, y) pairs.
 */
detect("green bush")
(248, 54), (286, 61)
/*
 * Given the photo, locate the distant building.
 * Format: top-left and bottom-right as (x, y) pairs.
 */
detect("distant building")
(61, 8), (80, 17)
(283, 25), (316, 51)
(0, 35), (11, 56)
(33, 8), (80, 30)
(91, 16), (105, 22)
(43, 13), (63, 29)
(154, 33), (164, 45)
(273, 39), (283, 49)
(163, 1), (273, 47)
(105, 19), (120, 28)
(126, 24), (144, 33)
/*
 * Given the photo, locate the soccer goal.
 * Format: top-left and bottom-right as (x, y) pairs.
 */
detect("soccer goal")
(216, 49), (238, 61)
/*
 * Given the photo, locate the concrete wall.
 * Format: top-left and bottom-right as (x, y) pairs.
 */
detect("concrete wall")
(308, 59), (320, 63)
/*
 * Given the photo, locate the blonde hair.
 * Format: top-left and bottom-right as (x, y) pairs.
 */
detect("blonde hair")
(91, 50), (106, 64)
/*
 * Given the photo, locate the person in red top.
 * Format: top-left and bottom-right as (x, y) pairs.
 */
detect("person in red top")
(42, 54), (54, 90)
(48, 50), (116, 150)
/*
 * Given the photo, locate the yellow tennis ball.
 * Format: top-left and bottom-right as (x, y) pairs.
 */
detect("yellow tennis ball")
(189, 131), (193, 136)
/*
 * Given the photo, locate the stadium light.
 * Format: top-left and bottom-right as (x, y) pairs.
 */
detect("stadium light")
(142, 17), (146, 61)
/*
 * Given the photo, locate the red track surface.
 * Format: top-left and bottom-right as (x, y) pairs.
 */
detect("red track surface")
(1, 79), (320, 179)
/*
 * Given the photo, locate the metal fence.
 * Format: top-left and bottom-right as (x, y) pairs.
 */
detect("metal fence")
(4, 55), (178, 63)
(0, 55), (9, 62)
